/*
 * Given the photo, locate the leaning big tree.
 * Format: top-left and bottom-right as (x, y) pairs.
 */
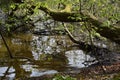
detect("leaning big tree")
(36, 0), (120, 44)
(1, 0), (120, 44)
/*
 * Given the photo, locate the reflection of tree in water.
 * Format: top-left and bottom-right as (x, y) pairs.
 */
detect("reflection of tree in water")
(0, 59), (31, 80)
(0, 33), (33, 79)
(12, 59), (31, 79)
(1, 64), (12, 80)
(0, 33), (34, 59)
(31, 35), (71, 60)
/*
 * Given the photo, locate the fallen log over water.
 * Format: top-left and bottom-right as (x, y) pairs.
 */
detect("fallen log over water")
(38, 5), (120, 44)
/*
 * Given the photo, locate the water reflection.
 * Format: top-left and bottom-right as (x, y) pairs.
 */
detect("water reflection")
(0, 33), (113, 79)
(31, 35), (69, 60)
(22, 64), (58, 77)
(0, 33), (73, 79)
(0, 33), (33, 58)
(66, 50), (96, 68)
(0, 67), (15, 77)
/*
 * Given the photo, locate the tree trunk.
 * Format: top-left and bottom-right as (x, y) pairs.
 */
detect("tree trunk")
(38, 5), (120, 44)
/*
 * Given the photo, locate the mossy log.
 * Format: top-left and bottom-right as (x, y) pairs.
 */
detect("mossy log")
(38, 5), (120, 44)
(39, 6), (84, 22)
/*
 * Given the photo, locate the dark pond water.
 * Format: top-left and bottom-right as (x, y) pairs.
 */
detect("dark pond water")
(0, 33), (120, 80)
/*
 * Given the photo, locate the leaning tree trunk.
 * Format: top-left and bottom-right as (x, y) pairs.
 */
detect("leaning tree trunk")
(38, 5), (120, 44)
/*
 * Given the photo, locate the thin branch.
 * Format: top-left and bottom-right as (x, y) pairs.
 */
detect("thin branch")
(0, 30), (33, 61)
(84, 22), (93, 45)
(0, 31), (13, 58)
(79, 0), (82, 12)
(1, 65), (12, 80)
(63, 23), (107, 73)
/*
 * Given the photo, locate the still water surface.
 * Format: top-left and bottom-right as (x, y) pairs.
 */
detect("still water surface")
(0, 33), (96, 79)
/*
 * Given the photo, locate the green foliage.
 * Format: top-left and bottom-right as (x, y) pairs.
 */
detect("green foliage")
(10, 4), (16, 10)
(0, 0), (11, 11)
(38, 0), (119, 24)
(1, 0), (119, 35)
